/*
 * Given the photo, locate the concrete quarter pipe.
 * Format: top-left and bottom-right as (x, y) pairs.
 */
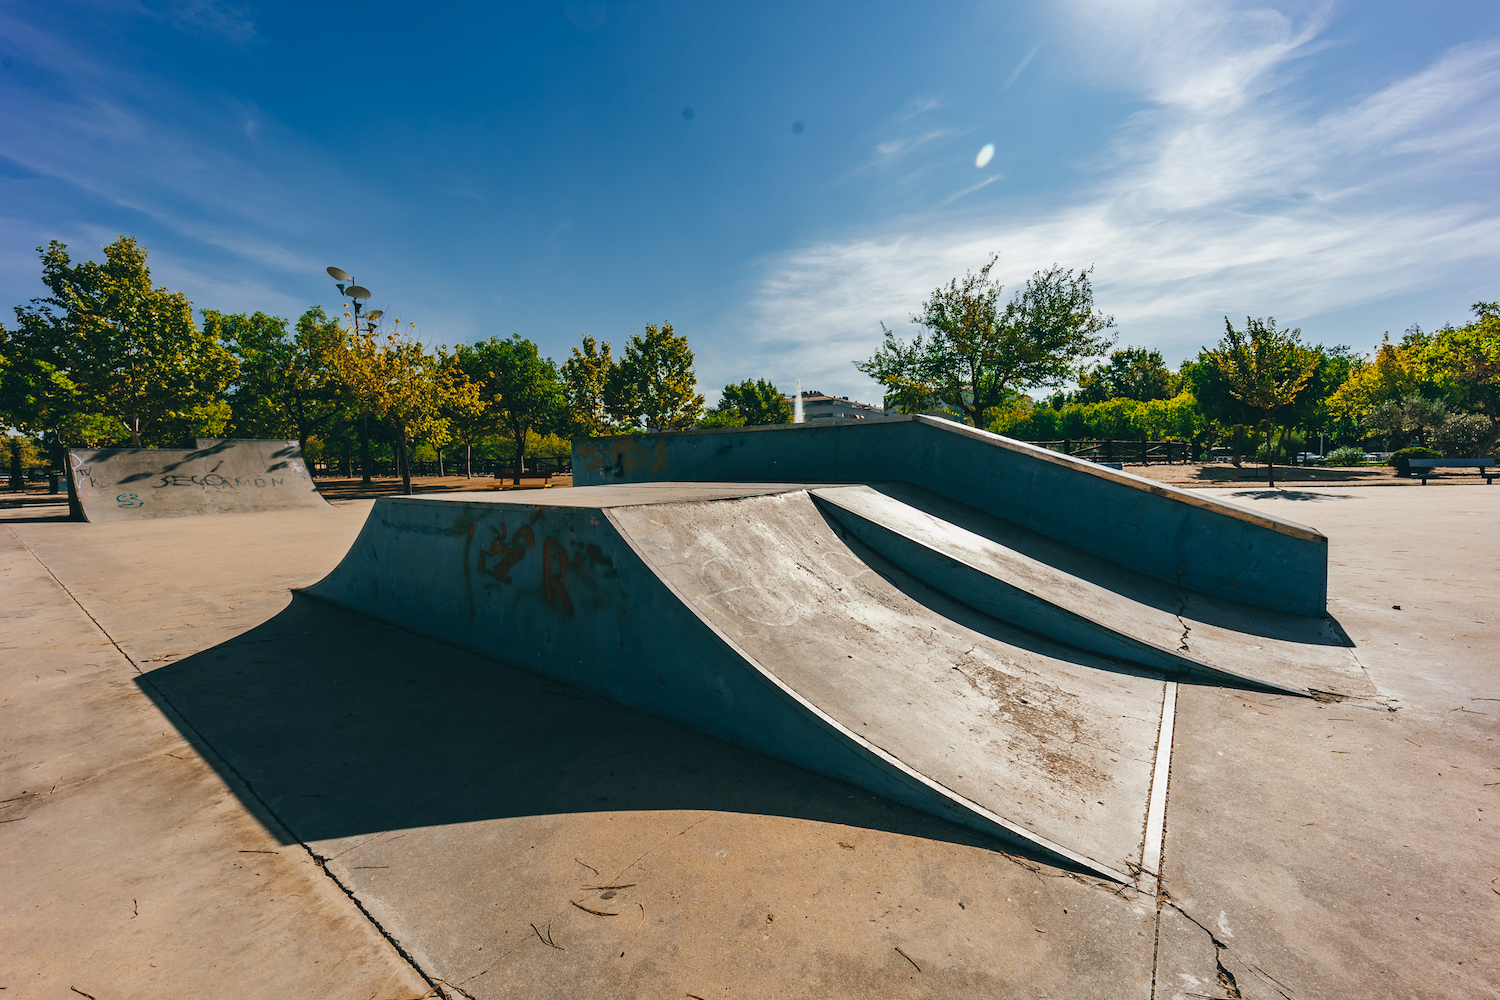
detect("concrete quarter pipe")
(68, 439), (328, 522)
(308, 480), (1364, 884)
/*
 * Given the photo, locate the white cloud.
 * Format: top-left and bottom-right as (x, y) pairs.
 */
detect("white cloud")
(733, 6), (1500, 401)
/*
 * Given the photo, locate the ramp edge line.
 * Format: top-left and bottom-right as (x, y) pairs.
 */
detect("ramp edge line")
(1140, 681), (1178, 895)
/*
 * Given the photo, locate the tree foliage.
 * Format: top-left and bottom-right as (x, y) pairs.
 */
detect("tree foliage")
(479, 334), (564, 484)
(10, 238), (237, 447)
(857, 255), (1114, 428)
(1201, 317), (1320, 485)
(606, 323), (704, 432)
(714, 378), (792, 426)
(1076, 347), (1176, 403)
(560, 335), (617, 435)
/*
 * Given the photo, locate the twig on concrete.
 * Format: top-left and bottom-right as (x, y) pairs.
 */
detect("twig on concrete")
(571, 900), (618, 916)
(894, 946), (921, 972)
(70, 989), (97, 1000)
(582, 883), (636, 890)
(132, 898), (138, 917)
(239, 849), (278, 854)
(575, 858), (599, 874)
(531, 919), (564, 950)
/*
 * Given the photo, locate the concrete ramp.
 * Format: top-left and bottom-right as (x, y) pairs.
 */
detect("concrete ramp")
(68, 440), (327, 522)
(573, 416), (1330, 616)
(308, 484), (1175, 883)
(814, 484), (1370, 700)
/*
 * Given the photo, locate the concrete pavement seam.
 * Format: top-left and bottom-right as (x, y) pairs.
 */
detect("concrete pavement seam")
(6, 524), (444, 999)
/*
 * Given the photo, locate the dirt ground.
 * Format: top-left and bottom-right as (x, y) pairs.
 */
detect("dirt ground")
(1123, 462), (1416, 487)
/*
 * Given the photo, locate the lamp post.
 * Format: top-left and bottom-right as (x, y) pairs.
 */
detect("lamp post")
(327, 266), (381, 486)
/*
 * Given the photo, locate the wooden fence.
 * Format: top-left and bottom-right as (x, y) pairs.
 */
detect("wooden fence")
(1029, 439), (1193, 465)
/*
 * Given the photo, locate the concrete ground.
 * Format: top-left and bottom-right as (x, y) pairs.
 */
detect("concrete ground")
(2, 484), (1496, 998)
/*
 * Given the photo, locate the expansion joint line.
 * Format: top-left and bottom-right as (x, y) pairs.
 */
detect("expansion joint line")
(7, 526), (443, 999)
(1145, 680), (1178, 1000)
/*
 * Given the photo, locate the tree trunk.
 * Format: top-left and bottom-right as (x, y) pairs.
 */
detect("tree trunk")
(8, 438), (23, 490)
(359, 415), (373, 486)
(438, 448), (444, 478)
(129, 417), (142, 449)
(398, 426), (412, 495)
(466, 442), (472, 478)
(512, 426), (525, 485)
(1266, 424), (1276, 488)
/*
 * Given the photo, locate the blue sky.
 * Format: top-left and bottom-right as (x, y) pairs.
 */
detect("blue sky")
(3, 1), (1499, 405)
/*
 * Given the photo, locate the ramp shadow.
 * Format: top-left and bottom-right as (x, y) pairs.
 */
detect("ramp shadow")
(135, 594), (1009, 859)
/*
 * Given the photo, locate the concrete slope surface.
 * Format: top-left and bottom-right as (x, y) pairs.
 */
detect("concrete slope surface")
(307, 484), (1171, 882)
(814, 484), (1373, 701)
(68, 439), (327, 521)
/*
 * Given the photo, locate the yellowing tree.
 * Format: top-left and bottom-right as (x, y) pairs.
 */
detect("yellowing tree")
(1326, 331), (1437, 423)
(561, 335), (617, 435)
(329, 320), (456, 494)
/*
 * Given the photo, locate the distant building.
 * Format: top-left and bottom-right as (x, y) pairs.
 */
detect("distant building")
(787, 390), (888, 421)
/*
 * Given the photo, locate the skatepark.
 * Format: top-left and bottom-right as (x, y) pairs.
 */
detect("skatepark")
(3, 427), (1497, 999)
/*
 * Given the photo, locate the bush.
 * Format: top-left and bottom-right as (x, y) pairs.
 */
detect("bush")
(1389, 446), (1441, 477)
(1431, 412), (1493, 457)
(1324, 445), (1367, 467)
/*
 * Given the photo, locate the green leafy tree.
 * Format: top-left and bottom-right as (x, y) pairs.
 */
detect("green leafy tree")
(857, 255), (1115, 428)
(481, 335), (565, 484)
(437, 343), (500, 476)
(715, 378), (793, 426)
(11, 238), (237, 447)
(606, 323), (704, 432)
(211, 307), (342, 457)
(1202, 317), (1320, 487)
(1076, 347), (1176, 403)
(560, 335), (618, 436)
(1423, 302), (1500, 452)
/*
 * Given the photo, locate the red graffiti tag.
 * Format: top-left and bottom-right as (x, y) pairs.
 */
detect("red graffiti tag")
(542, 537), (574, 617)
(477, 522), (535, 583)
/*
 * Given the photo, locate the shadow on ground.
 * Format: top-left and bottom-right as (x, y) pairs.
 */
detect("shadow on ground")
(137, 594), (1005, 858)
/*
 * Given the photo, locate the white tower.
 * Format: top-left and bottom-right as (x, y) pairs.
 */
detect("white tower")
(794, 380), (804, 423)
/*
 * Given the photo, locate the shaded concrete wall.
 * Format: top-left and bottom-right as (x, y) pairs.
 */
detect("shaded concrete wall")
(572, 416), (1327, 615)
(68, 440), (327, 522)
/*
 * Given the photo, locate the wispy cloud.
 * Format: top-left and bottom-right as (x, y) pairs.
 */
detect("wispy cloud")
(1003, 42), (1042, 90)
(734, 8), (1500, 400)
(938, 174), (1002, 207)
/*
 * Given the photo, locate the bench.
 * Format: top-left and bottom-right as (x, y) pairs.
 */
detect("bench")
(1409, 458), (1497, 485)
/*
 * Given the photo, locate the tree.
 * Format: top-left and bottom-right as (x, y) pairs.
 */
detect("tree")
(1326, 328), (1438, 425)
(1423, 302), (1500, 452)
(1202, 317), (1320, 487)
(482, 335), (564, 484)
(437, 344), (500, 477)
(212, 307), (341, 458)
(329, 321), (454, 495)
(560, 335), (618, 436)
(716, 378), (792, 426)
(10, 238), (237, 447)
(1076, 347), (1176, 403)
(606, 323), (704, 432)
(857, 255), (1114, 428)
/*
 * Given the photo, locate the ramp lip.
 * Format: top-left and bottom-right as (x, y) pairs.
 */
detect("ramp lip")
(601, 498), (1135, 885)
(577, 416), (1325, 544)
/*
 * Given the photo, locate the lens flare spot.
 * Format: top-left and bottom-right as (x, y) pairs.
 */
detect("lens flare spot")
(975, 143), (995, 168)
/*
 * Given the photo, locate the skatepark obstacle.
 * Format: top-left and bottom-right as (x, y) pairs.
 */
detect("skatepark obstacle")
(67, 439), (327, 522)
(308, 479), (1360, 883)
(572, 416), (1329, 616)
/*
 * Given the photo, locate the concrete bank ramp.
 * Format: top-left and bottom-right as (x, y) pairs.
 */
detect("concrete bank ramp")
(68, 440), (327, 522)
(309, 484), (1175, 882)
(813, 484), (1370, 700)
(573, 416), (1330, 616)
